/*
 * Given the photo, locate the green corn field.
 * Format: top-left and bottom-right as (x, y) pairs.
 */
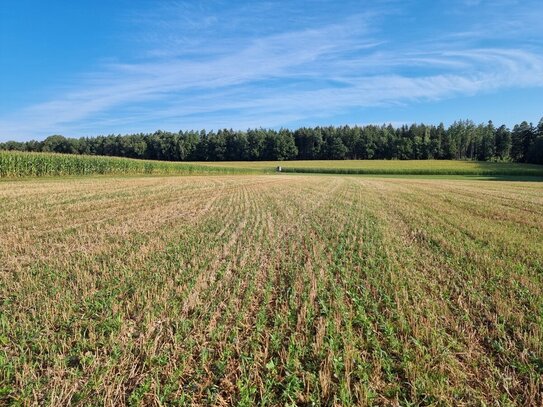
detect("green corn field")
(2, 151), (543, 179)
(0, 151), (259, 178)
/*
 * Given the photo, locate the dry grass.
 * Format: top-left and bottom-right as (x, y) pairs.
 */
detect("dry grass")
(1, 175), (542, 406)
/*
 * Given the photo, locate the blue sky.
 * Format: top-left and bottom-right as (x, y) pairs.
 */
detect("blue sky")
(1, 0), (542, 141)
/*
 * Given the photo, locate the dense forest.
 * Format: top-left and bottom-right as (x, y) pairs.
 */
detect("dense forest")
(1, 119), (542, 164)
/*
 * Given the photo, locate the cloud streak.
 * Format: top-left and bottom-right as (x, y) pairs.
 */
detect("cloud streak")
(1, 1), (542, 140)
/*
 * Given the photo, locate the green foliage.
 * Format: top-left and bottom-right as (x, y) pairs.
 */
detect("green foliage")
(2, 151), (542, 179)
(494, 125), (512, 160)
(278, 161), (543, 177)
(527, 137), (543, 165)
(511, 121), (537, 162)
(2, 117), (542, 163)
(0, 151), (259, 178)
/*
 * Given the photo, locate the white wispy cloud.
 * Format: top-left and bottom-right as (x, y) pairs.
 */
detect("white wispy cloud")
(1, 0), (542, 140)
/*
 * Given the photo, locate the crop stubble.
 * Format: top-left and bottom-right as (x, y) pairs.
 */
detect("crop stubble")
(1, 175), (542, 405)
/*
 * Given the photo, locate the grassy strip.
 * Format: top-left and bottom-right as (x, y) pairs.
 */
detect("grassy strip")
(0, 151), (262, 178)
(280, 165), (543, 176)
(188, 159), (543, 171)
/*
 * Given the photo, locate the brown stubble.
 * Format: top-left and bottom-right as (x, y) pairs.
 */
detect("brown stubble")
(1, 175), (542, 406)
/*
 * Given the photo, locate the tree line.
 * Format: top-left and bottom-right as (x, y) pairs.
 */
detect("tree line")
(1, 118), (542, 164)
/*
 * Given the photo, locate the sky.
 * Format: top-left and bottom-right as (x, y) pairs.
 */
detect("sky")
(1, 0), (542, 141)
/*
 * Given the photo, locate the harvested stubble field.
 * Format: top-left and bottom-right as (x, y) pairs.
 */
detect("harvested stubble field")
(1, 175), (542, 406)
